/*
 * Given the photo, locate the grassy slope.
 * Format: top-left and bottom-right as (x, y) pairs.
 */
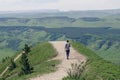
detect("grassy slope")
(94, 46), (120, 65)
(0, 51), (19, 75)
(0, 30), (48, 61)
(0, 58), (11, 75)
(0, 49), (16, 61)
(87, 39), (120, 65)
(70, 42), (120, 80)
(1, 42), (60, 80)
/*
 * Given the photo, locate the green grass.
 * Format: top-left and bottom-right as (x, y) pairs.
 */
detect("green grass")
(1, 42), (60, 80)
(0, 58), (11, 75)
(64, 42), (120, 80)
(0, 51), (21, 75)
(0, 48), (16, 61)
(6, 60), (59, 80)
(0, 49), (17, 75)
(0, 30), (48, 61)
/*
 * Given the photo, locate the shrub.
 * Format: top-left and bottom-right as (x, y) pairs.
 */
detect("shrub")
(8, 59), (16, 71)
(66, 62), (86, 80)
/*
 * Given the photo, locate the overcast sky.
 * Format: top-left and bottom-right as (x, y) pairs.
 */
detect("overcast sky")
(0, 0), (120, 11)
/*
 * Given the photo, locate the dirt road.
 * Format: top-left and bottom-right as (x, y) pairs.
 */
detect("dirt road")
(30, 41), (87, 80)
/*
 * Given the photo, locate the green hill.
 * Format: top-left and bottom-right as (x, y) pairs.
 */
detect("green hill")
(64, 42), (120, 80)
(0, 42), (60, 80)
(0, 41), (120, 80)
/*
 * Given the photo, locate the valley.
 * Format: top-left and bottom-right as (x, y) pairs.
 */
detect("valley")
(0, 9), (120, 80)
(0, 26), (120, 65)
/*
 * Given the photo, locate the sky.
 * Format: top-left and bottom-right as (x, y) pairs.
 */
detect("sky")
(0, 0), (120, 11)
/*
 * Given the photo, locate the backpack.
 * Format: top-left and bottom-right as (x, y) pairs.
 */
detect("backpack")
(65, 43), (70, 50)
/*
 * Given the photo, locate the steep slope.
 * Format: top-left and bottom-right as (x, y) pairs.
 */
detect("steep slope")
(0, 53), (22, 77)
(0, 42), (60, 80)
(71, 42), (120, 80)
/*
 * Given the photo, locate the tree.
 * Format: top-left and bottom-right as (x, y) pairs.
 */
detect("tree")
(9, 59), (16, 71)
(1, 56), (10, 63)
(23, 44), (30, 54)
(19, 53), (33, 75)
(2, 58), (5, 63)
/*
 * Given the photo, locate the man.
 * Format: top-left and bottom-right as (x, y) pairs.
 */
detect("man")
(65, 40), (70, 60)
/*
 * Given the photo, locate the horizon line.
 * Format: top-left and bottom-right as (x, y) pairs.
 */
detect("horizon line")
(0, 8), (120, 12)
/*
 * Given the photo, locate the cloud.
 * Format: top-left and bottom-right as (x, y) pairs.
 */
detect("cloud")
(57, 0), (120, 11)
(34, 0), (119, 11)
(0, 0), (59, 11)
(0, 0), (120, 11)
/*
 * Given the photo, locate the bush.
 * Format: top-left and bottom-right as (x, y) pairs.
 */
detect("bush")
(8, 59), (16, 71)
(0, 77), (5, 80)
(65, 62), (86, 80)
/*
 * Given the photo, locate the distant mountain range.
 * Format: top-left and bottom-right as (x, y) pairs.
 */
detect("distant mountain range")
(0, 8), (120, 65)
(0, 9), (60, 14)
(0, 9), (120, 18)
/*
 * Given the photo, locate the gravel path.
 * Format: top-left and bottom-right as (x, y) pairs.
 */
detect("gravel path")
(30, 41), (87, 80)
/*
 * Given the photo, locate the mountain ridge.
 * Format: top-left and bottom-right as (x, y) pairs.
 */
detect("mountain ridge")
(0, 9), (120, 18)
(1, 41), (120, 80)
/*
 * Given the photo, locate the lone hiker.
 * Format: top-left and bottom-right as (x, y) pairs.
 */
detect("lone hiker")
(65, 40), (70, 60)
